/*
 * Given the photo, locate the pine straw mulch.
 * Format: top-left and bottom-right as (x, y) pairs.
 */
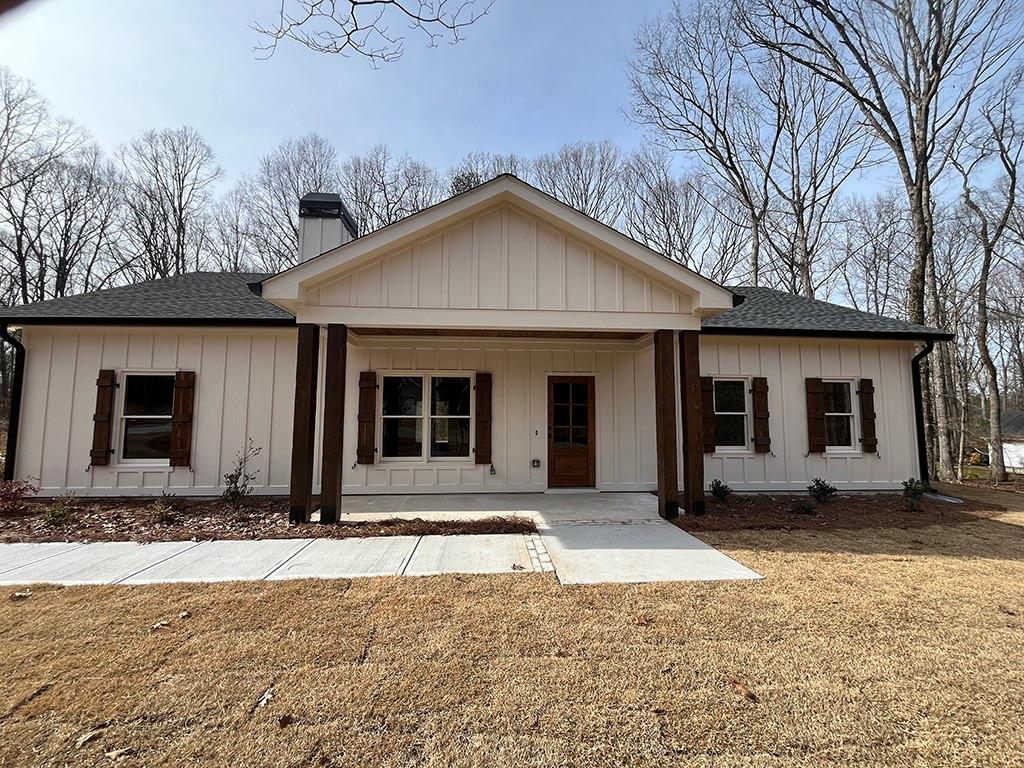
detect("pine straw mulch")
(1, 488), (1023, 767)
(0, 497), (535, 544)
(674, 486), (1012, 534)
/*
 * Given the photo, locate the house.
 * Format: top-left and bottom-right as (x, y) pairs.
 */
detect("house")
(1001, 410), (1024, 472)
(0, 175), (951, 522)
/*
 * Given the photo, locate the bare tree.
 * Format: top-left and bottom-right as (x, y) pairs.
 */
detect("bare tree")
(630, 0), (782, 285)
(531, 140), (627, 224)
(246, 133), (343, 271)
(836, 193), (913, 318)
(447, 150), (530, 195)
(254, 0), (492, 66)
(117, 127), (221, 280)
(341, 144), (443, 233)
(952, 73), (1024, 481)
(210, 185), (256, 273)
(739, 0), (1024, 326)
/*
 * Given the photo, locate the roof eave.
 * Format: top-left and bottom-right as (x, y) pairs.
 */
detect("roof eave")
(2, 316), (296, 328)
(700, 326), (954, 341)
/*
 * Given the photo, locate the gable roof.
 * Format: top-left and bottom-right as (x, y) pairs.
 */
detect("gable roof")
(1, 273), (951, 340)
(0, 272), (294, 326)
(260, 174), (737, 315)
(704, 286), (953, 340)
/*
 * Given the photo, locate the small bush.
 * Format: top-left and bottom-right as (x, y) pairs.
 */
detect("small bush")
(223, 438), (263, 510)
(791, 497), (818, 515)
(43, 492), (78, 527)
(0, 479), (38, 515)
(902, 478), (927, 511)
(149, 492), (179, 525)
(807, 477), (838, 504)
(709, 478), (732, 502)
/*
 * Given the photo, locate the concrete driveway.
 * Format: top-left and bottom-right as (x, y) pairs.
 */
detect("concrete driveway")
(0, 493), (760, 586)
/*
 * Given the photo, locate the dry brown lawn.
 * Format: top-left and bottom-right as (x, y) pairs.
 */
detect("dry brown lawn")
(1, 487), (1023, 767)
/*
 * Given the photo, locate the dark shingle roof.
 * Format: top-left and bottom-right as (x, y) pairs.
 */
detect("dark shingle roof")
(702, 285), (952, 340)
(1, 272), (292, 326)
(1, 273), (950, 340)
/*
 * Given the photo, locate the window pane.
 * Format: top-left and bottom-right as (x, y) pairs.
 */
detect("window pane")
(823, 381), (852, 414)
(572, 403), (588, 427)
(124, 375), (175, 416)
(553, 427), (570, 448)
(571, 427), (588, 448)
(122, 418), (172, 459)
(714, 380), (745, 413)
(382, 377), (423, 416)
(553, 382), (570, 405)
(431, 418), (470, 458)
(714, 414), (746, 447)
(431, 376), (470, 417)
(826, 415), (853, 447)
(571, 382), (587, 404)
(382, 417), (423, 457)
(553, 404), (570, 427)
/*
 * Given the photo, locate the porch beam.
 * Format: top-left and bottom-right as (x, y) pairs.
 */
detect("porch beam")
(289, 323), (320, 524)
(319, 324), (347, 524)
(678, 330), (706, 515)
(653, 329), (680, 519)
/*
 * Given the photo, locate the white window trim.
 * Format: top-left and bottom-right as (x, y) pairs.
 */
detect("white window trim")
(377, 371), (475, 463)
(711, 376), (753, 454)
(114, 369), (178, 467)
(822, 378), (860, 453)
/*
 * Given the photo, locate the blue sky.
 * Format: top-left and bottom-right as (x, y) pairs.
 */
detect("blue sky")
(0, 0), (665, 182)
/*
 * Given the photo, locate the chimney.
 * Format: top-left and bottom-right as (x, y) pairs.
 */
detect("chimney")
(298, 193), (358, 263)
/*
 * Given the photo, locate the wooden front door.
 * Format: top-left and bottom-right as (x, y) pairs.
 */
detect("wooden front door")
(548, 376), (596, 487)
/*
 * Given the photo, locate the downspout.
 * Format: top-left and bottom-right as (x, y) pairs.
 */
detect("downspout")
(911, 339), (935, 490)
(0, 323), (25, 482)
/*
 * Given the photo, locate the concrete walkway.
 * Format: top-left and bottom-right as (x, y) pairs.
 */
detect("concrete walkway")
(0, 493), (761, 586)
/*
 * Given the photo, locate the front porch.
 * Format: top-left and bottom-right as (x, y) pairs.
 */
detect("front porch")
(286, 327), (709, 524)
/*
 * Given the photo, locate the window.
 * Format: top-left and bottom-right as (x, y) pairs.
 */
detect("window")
(120, 374), (175, 461)
(823, 380), (855, 448)
(713, 379), (748, 449)
(381, 374), (472, 460)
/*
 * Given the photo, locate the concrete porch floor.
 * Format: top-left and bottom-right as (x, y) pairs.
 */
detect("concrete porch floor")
(0, 493), (761, 586)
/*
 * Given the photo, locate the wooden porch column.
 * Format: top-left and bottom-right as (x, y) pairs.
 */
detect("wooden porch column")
(319, 324), (347, 524)
(678, 330), (706, 515)
(653, 329), (680, 519)
(289, 323), (320, 524)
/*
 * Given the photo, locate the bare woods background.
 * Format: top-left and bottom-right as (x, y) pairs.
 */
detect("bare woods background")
(3, 0), (1024, 482)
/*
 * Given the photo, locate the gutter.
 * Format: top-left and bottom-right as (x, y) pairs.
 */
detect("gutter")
(911, 339), (936, 488)
(0, 324), (26, 482)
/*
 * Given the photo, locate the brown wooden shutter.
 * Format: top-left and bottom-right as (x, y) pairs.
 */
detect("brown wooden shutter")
(474, 372), (492, 465)
(751, 376), (771, 453)
(169, 371), (196, 468)
(858, 378), (878, 453)
(357, 371), (377, 464)
(700, 376), (716, 453)
(806, 377), (826, 453)
(89, 369), (118, 466)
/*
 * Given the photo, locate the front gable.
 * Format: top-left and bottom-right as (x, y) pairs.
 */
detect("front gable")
(262, 175), (733, 332)
(314, 203), (693, 315)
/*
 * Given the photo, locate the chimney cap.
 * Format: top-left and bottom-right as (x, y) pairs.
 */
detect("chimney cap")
(299, 192), (358, 238)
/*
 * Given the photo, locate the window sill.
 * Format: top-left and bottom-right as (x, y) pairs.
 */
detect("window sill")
(108, 461), (173, 470)
(711, 449), (755, 458)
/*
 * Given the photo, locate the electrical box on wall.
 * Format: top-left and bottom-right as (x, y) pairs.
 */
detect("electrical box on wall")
(531, 458), (541, 468)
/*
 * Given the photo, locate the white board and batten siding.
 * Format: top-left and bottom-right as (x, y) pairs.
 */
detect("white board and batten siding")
(16, 326), (298, 496)
(310, 204), (693, 320)
(700, 336), (920, 491)
(15, 327), (921, 497)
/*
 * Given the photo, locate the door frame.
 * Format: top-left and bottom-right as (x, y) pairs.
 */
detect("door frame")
(547, 375), (596, 488)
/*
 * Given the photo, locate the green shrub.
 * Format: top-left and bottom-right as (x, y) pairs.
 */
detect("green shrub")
(43, 492), (78, 526)
(902, 478), (927, 511)
(709, 478), (732, 502)
(807, 477), (838, 504)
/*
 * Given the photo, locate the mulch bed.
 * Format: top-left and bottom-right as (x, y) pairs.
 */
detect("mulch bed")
(675, 491), (1007, 533)
(0, 496), (536, 544)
